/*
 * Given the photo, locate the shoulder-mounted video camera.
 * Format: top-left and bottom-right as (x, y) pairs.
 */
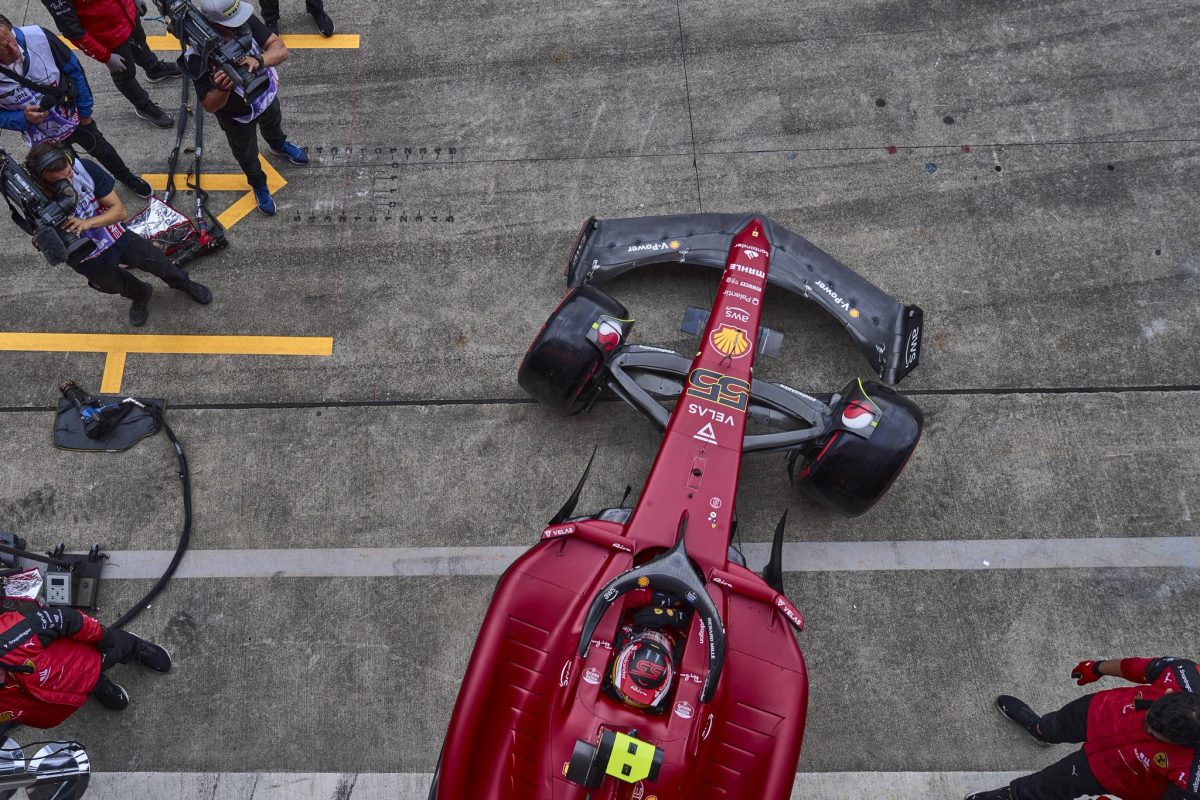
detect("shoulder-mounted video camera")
(154, 0), (270, 101)
(0, 148), (95, 267)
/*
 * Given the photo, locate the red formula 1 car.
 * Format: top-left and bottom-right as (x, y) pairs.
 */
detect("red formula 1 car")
(432, 214), (925, 799)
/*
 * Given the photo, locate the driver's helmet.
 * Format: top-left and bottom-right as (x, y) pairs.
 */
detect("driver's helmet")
(609, 629), (675, 709)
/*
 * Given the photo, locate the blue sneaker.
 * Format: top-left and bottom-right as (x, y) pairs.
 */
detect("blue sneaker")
(268, 140), (309, 165)
(253, 185), (277, 216)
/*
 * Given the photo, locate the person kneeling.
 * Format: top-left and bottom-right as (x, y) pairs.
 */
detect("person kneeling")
(0, 604), (171, 729)
(26, 141), (211, 327)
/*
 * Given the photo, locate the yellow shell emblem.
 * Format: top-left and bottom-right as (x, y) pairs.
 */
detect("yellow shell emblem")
(711, 324), (751, 358)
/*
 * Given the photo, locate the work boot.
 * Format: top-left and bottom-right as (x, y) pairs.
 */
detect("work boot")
(91, 674), (129, 710)
(965, 790), (1011, 800)
(253, 185), (277, 216)
(311, 10), (334, 36)
(133, 637), (173, 673)
(122, 174), (154, 199)
(144, 61), (181, 82)
(176, 279), (212, 305)
(129, 284), (152, 327)
(996, 695), (1051, 746)
(135, 103), (174, 129)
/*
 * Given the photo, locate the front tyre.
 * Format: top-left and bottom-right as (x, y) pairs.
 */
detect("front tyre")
(518, 286), (631, 414)
(788, 379), (923, 516)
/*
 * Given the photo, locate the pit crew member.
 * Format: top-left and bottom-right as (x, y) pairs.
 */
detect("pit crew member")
(966, 656), (1200, 800)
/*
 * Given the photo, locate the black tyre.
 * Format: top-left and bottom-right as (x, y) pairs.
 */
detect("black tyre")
(789, 379), (923, 516)
(518, 285), (631, 414)
(427, 749), (441, 799)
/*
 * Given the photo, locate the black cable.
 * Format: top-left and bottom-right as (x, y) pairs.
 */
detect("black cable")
(110, 404), (191, 629)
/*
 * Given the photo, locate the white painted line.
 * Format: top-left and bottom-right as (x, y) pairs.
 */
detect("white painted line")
(94, 536), (1200, 579)
(83, 771), (1034, 799)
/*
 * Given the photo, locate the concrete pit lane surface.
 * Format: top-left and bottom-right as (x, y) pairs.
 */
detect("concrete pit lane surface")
(0, 0), (1198, 797)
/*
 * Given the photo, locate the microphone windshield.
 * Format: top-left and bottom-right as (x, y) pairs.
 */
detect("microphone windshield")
(35, 225), (69, 265)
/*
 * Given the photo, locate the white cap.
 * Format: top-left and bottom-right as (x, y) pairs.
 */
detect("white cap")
(199, 0), (254, 28)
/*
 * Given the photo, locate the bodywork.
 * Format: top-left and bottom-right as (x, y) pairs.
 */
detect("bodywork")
(435, 215), (922, 799)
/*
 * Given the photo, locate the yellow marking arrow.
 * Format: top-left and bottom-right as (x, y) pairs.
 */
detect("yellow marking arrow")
(61, 34), (360, 51)
(141, 155), (286, 228)
(0, 332), (333, 393)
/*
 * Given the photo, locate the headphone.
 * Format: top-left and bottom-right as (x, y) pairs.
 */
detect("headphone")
(26, 142), (74, 177)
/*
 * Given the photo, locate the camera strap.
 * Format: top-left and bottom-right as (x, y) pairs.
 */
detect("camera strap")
(0, 64), (72, 103)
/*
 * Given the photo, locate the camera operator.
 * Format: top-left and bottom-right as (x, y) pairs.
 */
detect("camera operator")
(24, 140), (213, 327)
(185, 0), (308, 216)
(0, 15), (153, 198)
(0, 604), (172, 728)
(41, 0), (180, 128)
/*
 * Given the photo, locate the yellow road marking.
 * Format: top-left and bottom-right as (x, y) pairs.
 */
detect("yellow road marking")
(101, 351), (127, 393)
(61, 34), (360, 51)
(142, 33), (360, 50)
(141, 156), (286, 228)
(0, 332), (333, 393)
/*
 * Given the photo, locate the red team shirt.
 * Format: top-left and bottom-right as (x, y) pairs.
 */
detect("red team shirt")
(1084, 657), (1200, 799)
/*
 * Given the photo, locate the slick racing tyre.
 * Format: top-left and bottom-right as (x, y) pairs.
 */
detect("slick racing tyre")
(518, 285), (631, 414)
(789, 379), (923, 516)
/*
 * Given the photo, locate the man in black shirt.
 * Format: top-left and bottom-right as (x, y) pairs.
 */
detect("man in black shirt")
(187, 0), (309, 216)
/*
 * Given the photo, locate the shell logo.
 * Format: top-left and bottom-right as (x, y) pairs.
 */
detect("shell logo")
(710, 324), (751, 359)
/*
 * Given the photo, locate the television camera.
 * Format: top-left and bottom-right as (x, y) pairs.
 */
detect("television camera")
(0, 148), (95, 267)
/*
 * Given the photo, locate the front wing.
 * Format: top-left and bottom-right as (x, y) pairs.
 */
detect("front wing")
(566, 213), (924, 385)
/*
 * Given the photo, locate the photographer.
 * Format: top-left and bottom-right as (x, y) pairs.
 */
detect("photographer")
(41, 0), (179, 128)
(185, 0), (308, 216)
(0, 15), (153, 197)
(0, 604), (172, 728)
(24, 140), (212, 327)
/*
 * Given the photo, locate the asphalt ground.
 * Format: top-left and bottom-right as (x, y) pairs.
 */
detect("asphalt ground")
(0, 0), (1198, 798)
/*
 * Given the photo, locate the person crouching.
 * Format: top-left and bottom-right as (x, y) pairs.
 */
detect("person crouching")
(25, 140), (212, 327)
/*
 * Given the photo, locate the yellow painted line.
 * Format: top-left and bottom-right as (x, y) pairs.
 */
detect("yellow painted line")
(140, 156), (286, 229)
(100, 351), (127, 393)
(62, 34), (359, 51)
(142, 33), (360, 50)
(215, 190), (262, 229)
(0, 332), (333, 393)
(0, 333), (333, 356)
